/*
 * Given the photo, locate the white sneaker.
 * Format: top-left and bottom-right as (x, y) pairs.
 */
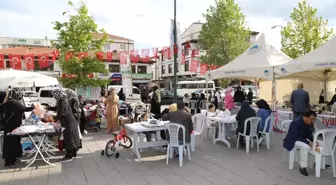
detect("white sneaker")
(83, 130), (88, 134)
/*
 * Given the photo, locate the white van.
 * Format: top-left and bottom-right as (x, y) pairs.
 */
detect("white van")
(107, 85), (141, 102)
(38, 87), (58, 107)
(177, 80), (215, 96)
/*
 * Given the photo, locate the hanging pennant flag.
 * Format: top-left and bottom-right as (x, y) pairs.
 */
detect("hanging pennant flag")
(200, 64), (208, 75)
(141, 49), (150, 63)
(96, 52), (104, 61)
(210, 65), (217, 70)
(190, 59), (199, 72)
(9, 54), (22, 70)
(106, 52), (113, 62)
(78, 52), (88, 60)
(181, 54), (186, 65)
(0, 54), (4, 70)
(51, 50), (59, 63)
(162, 46), (170, 60)
(38, 54), (50, 69)
(65, 52), (73, 61)
(191, 49), (200, 58)
(118, 51), (127, 65)
(151, 47), (158, 58)
(185, 41), (191, 49)
(24, 54), (35, 71)
(87, 73), (94, 78)
(129, 50), (139, 63)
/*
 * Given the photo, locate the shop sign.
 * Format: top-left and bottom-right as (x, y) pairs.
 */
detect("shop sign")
(131, 73), (152, 80)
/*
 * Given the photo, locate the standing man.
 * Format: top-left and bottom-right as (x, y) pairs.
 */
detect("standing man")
(290, 83), (310, 119)
(141, 85), (149, 103)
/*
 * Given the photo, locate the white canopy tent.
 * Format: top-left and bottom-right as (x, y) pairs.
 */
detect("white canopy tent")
(0, 69), (59, 90)
(275, 35), (336, 99)
(206, 33), (292, 81)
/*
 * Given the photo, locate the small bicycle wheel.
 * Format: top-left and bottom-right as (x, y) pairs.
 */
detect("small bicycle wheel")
(121, 135), (132, 149)
(94, 127), (99, 132)
(105, 140), (116, 157)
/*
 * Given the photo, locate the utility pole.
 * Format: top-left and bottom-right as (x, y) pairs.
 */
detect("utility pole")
(173, 0), (178, 102)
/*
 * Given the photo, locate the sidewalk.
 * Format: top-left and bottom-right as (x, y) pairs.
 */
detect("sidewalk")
(0, 132), (334, 185)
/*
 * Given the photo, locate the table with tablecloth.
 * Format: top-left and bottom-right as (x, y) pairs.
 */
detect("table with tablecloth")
(207, 115), (237, 148)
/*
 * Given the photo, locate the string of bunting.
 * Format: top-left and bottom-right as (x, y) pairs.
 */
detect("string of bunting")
(0, 43), (220, 73)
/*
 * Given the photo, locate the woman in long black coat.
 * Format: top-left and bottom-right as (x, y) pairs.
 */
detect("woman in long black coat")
(1, 89), (34, 166)
(52, 89), (81, 161)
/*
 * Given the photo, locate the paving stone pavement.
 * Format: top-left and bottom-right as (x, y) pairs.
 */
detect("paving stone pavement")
(0, 132), (335, 185)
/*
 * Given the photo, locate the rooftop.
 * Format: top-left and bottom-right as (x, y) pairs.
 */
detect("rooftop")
(93, 33), (134, 42)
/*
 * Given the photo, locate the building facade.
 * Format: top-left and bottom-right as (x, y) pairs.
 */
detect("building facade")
(155, 22), (259, 90)
(0, 34), (154, 86)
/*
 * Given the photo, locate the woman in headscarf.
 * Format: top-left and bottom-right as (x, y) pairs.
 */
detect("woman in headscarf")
(236, 101), (256, 148)
(64, 89), (82, 147)
(234, 86), (246, 104)
(256, 99), (272, 132)
(104, 88), (119, 134)
(118, 88), (126, 101)
(150, 86), (161, 116)
(52, 89), (81, 161)
(78, 95), (87, 134)
(224, 87), (234, 110)
(247, 88), (253, 104)
(1, 88), (34, 166)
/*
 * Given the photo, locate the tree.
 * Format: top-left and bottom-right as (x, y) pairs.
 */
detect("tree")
(281, 0), (334, 59)
(199, 0), (250, 66)
(52, 0), (110, 88)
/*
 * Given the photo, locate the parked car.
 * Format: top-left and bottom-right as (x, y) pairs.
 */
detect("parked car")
(23, 91), (39, 103)
(38, 86), (59, 107)
(160, 90), (183, 105)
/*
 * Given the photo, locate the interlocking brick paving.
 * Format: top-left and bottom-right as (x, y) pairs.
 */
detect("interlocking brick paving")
(0, 132), (335, 185)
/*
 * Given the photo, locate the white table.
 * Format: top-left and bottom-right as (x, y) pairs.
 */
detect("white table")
(208, 115), (237, 148)
(124, 121), (169, 162)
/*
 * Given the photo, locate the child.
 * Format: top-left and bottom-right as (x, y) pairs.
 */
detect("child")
(140, 113), (155, 142)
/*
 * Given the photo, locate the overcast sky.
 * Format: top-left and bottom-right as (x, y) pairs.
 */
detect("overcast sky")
(0, 0), (335, 50)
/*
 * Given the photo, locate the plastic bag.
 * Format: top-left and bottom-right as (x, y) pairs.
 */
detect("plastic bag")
(33, 103), (46, 118)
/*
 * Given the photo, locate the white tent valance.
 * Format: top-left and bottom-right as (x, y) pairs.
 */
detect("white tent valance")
(206, 33), (292, 81)
(0, 69), (59, 90)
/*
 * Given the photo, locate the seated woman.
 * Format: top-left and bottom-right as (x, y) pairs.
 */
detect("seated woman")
(216, 101), (231, 117)
(256, 99), (272, 133)
(236, 101), (256, 148)
(160, 103), (177, 140)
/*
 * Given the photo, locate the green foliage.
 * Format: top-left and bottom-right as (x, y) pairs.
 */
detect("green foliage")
(281, 0), (334, 59)
(199, 0), (250, 66)
(52, 0), (110, 88)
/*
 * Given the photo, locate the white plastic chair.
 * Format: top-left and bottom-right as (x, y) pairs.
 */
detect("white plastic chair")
(144, 103), (151, 114)
(280, 120), (293, 161)
(236, 117), (261, 154)
(165, 123), (191, 167)
(258, 116), (273, 149)
(308, 129), (336, 178)
(191, 114), (206, 151)
(189, 100), (197, 114)
(199, 100), (207, 110)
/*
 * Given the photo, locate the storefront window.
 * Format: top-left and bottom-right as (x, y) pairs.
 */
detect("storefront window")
(109, 64), (119, 72)
(137, 66), (147, 73)
(185, 60), (190, 71)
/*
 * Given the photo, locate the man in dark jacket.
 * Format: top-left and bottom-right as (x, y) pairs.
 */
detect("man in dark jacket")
(290, 83), (310, 119)
(283, 110), (317, 176)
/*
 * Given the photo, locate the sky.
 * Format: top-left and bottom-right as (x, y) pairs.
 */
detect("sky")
(0, 0), (336, 50)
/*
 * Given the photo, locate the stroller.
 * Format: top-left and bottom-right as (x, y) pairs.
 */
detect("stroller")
(85, 107), (101, 132)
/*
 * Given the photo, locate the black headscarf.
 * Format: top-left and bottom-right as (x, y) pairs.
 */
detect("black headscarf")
(256, 99), (271, 110)
(118, 88), (126, 101)
(240, 100), (254, 112)
(8, 88), (23, 101)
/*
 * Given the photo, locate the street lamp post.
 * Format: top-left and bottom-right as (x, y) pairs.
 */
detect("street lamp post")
(173, 0), (178, 102)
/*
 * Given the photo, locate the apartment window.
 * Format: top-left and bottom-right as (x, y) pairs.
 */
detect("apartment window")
(132, 65), (136, 73)
(137, 66), (147, 73)
(184, 46), (190, 55)
(104, 43), (110, 51)
(185, 60), (190, 71)
(168, 64), (172, 73)
(109, 64), (120, 72)
(120, 44), (126, 50)
(161, 65), (166, 74)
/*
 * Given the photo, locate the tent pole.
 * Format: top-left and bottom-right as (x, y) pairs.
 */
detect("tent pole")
(271, 66), (277, 111)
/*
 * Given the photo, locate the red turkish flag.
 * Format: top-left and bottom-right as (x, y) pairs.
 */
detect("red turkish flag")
(162, 47), (170, 60)
(181, 54), (186, 64)
(9, 54), (22, 70)
(106, 52), (113, 62)
(141, 49), (150, 63)
(210, 65), (217, 70)
(78, 52), (88, 60)
(24, 54), (35, 71)
(62, 73), (67, 78)
(185, 41), (191, 49)
(0, 54), (4, 70)
(151, 47), (158, 58)
(200, 64), (208, 75)
(190, 60), (199, 72)
(118, 51), (127, 65)
(87, 73), (94, 78)
(191, 49), (200, 57)
(130, 50), (139, 63)
(38, 54), (50, 69)
(51, 50), (59, 63)
(96, 52), (104, 61)
(65, 52), (73, 61)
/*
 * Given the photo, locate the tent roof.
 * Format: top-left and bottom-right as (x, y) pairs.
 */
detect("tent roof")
(276, 35), (336, 80)
(207, 33), (292, 81)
